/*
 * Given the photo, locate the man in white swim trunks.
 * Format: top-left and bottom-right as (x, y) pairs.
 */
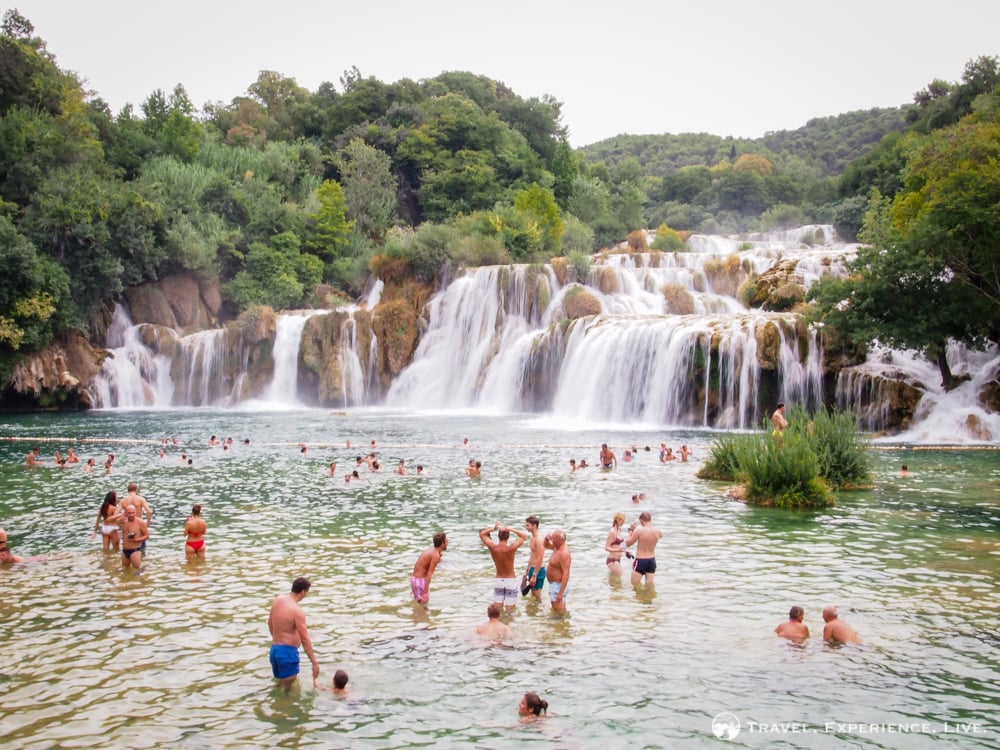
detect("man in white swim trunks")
(480, 522), (527, 611)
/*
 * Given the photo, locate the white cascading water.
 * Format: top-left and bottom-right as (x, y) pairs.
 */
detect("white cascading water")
(88, 304), (175, 408)
(87, 225), (998, 441)
(262, 310), (329, 406)
(387, 227), (838, 428)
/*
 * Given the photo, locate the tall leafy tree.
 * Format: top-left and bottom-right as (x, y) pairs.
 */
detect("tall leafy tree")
(335, 138), (398, 241)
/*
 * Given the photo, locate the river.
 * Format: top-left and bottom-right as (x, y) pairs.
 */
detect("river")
(0, 408), (997, 748)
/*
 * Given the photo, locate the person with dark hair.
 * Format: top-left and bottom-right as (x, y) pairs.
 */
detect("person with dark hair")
(315, 668), (351, 696)
(411, 532), (447, 605)
(480, 522), (527, 611)
(184, 504), (206, 560)
(91, 491), (120, 552)
(775, 605), (809, 641)
(519, 692), (549, 721)
(599, 443), (617, 470)
(268, 577), (320, 691)
(523, 516), (546, 599)
(771, 402), (788, 434)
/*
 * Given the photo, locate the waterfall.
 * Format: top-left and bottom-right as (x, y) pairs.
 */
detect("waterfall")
(263, 310), (329, 406)
(386, 228), (841, 428)
(89, 304), (175, 408)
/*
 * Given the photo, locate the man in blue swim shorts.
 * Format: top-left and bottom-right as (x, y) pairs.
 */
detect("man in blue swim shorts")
(523, 516), (546, 599)
(267, 577), (320, 690)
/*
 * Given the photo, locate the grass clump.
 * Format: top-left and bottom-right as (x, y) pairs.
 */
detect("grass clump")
(698, 406), (871, 508)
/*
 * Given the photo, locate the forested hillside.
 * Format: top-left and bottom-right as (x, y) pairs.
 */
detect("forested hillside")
(0, 6), (997, 402)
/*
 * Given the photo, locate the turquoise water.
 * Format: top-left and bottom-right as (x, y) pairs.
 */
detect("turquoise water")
(0, 409), (998, 749)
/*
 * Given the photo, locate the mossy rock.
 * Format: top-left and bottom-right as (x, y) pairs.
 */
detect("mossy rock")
(765, 283), (806, 312)
(124, 285), (177, 328)
(563, 285), (602, 319)
(755, 321), (781, 370)
(550, 257), (569, 286)
(596, 267), (620, 295)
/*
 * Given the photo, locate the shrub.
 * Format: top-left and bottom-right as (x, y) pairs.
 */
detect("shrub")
(625, 229), (648, 251)
(792, 406), (872, 487)
(650, 223), (686, 251)
(567, 251), (591, 283)
(696, 432), (749, 481)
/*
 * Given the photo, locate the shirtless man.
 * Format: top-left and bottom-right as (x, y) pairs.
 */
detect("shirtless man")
(395, 459), (407, 476)
(411, 532), (447, 606)
(771, 402), (788, 434)
(822, 605), (861, 644)
(523, 516), (546, 599)
(625, 511), (663, 586)
(268, 577), (320, 691)
(480, 522), (527, 611)
(122, 482), (154, 527)
(775, 605), (810, 641)
(679, 445), (691, 462)
(466, 460), (482, 478)
(544, 530), (571, 613)
(117, 505), (149, 571)
(25, 447), (41, 466)
(475, 603), (513, 641)
(184, 504), (207, 560)
(599, 443), (617, 470)
(104, 453), (115, 474)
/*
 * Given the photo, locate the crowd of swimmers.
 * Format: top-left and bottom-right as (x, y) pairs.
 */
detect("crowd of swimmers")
(7, 427), (863, 720)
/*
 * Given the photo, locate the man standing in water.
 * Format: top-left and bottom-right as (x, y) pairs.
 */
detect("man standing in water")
(411, 532), (447, 606)
(822, 605), (861, 644)
(599, 443), (617, 470)
(268, 577), (320, 691)
(118, 505), (149, 572)
(544, 529), (571, 613)
(625, 511), (662, 587)
(523, 516), (546, 599)
(479, 522), (527, 611)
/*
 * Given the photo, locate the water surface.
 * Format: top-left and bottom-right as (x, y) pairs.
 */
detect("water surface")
(1, 410), (997, 748)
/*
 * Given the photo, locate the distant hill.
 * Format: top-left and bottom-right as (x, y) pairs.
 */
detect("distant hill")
(577, 106), (909, 180)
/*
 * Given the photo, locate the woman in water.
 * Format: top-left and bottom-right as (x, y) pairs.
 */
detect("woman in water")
(605, 512), (627, 576)
(184, 504), (207, 560)
(518, 692), (549, 722)
(91, 491), (120, 552)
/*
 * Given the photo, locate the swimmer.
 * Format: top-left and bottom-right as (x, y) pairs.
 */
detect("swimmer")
(625, 511), (662, 587)
(599, 443), (617, 470)
(184, 504), (207, 560)
(411, 532), (447, 606)
(91, 490), (121, 552)
(518, 692), (549, 722)
(315, 668), (351, 697)
(475, 602), (513, 641)
(268, 577), (320, 691)
(822, 606), (861, 644)
(775, 605), (809, 641)
(605, 513), (628, 576)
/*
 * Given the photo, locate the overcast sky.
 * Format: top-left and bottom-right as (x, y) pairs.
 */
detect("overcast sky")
(13, 0), (1000, 147)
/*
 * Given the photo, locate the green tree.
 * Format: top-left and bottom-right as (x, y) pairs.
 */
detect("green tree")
(335, 138), (398, 241)
(513, 183), (564, 255)
(307, 179), (354, 270)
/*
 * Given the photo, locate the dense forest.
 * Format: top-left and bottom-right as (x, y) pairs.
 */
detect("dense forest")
(0, 7), (997, 396)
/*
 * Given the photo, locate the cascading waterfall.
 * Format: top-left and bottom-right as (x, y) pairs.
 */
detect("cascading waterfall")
(89, 304), (174, 408)
(84, 225), (997, 440)
(263, 310), (329, 405)
(387, 227), (844, 427)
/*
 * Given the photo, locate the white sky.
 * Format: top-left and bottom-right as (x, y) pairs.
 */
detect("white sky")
(13, 0), (1000, 147)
